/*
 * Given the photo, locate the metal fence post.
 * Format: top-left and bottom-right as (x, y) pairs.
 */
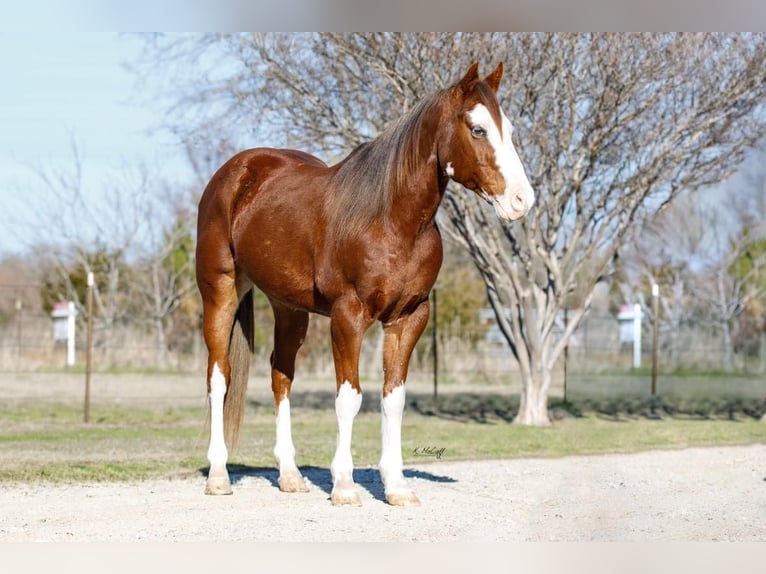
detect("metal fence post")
(432, 288), (438, 411)
(15, 299), (22, 366)
(563, 307), (569, 404)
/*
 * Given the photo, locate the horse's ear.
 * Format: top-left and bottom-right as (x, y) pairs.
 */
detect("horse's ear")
(458, 62), (480, 94)
(484, 62), (503, 93)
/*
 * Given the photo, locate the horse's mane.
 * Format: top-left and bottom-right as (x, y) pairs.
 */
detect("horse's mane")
(327, 88), (446, 241)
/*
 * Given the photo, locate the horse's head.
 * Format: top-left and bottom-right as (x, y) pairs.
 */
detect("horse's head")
(439, 62), (535, 222)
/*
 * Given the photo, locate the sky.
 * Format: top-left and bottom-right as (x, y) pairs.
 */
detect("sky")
(1, 31), (761, 261)
(0, 33), (186, 256)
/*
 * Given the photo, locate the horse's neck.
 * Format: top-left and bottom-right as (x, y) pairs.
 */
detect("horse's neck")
(390, 138), (447, 236)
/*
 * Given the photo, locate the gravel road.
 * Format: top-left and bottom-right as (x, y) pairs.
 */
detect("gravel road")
(1, 444), (763, 542)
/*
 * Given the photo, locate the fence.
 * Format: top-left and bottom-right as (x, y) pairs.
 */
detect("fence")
(2, 291), (765, 385)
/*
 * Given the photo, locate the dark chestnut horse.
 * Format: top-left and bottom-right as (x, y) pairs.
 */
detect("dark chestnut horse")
(195, 62), (534, 506)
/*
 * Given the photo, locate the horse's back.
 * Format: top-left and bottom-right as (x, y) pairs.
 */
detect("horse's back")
(199, 147), (326, 213)
(198, 147), (327, 243)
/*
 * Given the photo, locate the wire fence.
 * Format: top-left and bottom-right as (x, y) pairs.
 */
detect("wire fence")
(2, 282), (765, 382)
(3, 282), (765, 420)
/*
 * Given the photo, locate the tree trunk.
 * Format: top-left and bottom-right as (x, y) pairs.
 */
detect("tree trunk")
(155, 316), (169, 367)
(515, 354), (551, 426)
(714, 271), (735, 372)
(720, 318), (733, 372)
(150, 261), (170, 368)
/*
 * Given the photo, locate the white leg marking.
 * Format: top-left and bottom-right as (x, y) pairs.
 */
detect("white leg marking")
(467, 103), (535, 220)
(380, 384), (407, 491)
(445, 161), (455, 178)
(331, 381), (362, 487)
(274, 396), (308, 492)
(207, 362), (228, 469)
(274, 398), (297, 472)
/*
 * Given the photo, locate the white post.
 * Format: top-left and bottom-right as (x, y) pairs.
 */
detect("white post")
(66, 301), (77, 367)
(85, 272), (94, 423)
(632, 303), (642, 369)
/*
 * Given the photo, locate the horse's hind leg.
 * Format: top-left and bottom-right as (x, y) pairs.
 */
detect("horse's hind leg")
(270, 302), (310, 493)
(200, 275), (239, 495)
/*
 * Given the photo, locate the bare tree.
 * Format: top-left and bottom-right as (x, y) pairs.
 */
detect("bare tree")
(689, 158), (766, 371)
(139, 33), (766, 424)
(9, 140), (199, 365)
(693, 233), (765, 371)
(616, 143), (766, 373)
(8, 140), (144, 356)
(442, 34), (766, 423)
(616, 193), (707, 369)
(130, 179), (198, 367)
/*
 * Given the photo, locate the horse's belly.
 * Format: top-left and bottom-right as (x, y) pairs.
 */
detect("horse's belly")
(236, 247), (325, 312)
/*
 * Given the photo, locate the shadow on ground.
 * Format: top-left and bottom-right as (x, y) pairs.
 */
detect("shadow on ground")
(197, 464), (457, 503)
(249, 390), (765, 423)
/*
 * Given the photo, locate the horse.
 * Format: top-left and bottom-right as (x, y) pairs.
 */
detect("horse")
(195, 61), (535, 506)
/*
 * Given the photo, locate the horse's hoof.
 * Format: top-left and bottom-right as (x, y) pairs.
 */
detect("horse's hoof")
(205, 475), (233, 495)
(279, 472), (310, 493)
(386, 490), (421, 507)
(331, 487), (362, 506)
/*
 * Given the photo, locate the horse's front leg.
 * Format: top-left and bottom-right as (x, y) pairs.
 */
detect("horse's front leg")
(380, 301), (430, 506)
(329, 297), (372, 506)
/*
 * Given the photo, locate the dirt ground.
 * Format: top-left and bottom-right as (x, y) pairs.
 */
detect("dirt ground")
(0, 444), (763, 542)
(0, 372), (764, 542)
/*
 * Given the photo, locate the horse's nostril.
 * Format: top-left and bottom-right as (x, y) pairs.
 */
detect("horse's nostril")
(512, 194), (526, 211)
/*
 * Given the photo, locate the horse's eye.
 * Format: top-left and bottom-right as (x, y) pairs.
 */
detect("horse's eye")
(471, 126), (487, 138)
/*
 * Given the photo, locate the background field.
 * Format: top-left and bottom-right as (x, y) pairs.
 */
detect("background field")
(0, 371), (763, 483)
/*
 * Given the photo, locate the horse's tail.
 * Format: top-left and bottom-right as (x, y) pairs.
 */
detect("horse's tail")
(224, 289), (255, 449)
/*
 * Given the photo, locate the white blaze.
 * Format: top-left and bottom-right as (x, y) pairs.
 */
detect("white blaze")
(467, 103), (535, 220)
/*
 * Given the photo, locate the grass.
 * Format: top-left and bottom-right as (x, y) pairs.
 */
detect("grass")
(0, 397), (763, 484)
(564, 372), (765, 400)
